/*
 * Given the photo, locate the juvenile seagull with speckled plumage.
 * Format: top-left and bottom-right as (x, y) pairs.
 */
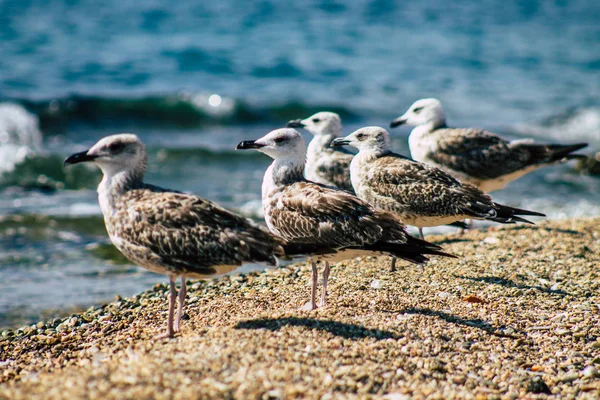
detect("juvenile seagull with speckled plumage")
(64, 134), (287, 339)
(236, 128), (454, 311)
(288, 112), (466, 269)
(332, 127), (546, 239)
(286, 112), (355, 193)
(390, 98), (588, 193)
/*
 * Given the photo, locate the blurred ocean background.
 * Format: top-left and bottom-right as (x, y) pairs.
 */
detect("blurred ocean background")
(1, 0), (599, 329)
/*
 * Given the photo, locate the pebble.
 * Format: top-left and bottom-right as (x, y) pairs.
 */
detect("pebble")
(483, 237), (499, 245)
(553, 270), (565, 280)
(370, 279), (383, 289)
(384, 394), (411, 400)
(561, 372), (579, 383)
(582, 366), (598, 378)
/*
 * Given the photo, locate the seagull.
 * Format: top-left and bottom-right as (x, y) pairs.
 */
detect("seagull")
(331, 126), (546, 239)
(236, 128), (454, 310)
(287, 112), (355, 192)
(287, 112), (465, 270)
(64, 133), (287, 339)
(390, 98), (588, 193)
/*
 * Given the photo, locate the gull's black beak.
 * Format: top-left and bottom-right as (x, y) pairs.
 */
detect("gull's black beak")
(286, 119), (304, 128)
(235, 140), (265, 150)
(331, 138), (351, 147)
(389, 117), (407, 128)
(64, 150), (96, 167)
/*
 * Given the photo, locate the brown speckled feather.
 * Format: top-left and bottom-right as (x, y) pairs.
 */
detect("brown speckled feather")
(106, 184), (283, 278)
(312, 148), (355, 192)
(305, 132), (355, 192)
(265, 180), (412, 248)
(429, 128), (536, 179)
(361, 153), (499, 219)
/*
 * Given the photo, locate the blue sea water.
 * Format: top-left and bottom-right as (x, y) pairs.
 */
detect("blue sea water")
(0, 0), (599, 328)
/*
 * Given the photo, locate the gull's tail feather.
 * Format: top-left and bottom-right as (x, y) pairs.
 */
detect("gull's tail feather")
(489, 203), (546, 225)
(280, 236), (455, 265)
(364, 235), (456, 265)
(517, 142), (588, 165)
(447, 220), (469, 229)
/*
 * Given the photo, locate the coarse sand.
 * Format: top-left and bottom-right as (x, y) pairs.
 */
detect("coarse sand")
(1, 218), (599, 399)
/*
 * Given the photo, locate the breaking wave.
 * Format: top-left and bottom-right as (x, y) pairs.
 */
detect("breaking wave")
(513, 106), (600, 146)
(0, 147), (264, 191)
(6, 93), (360, 132)
(0, 103), (43, 174)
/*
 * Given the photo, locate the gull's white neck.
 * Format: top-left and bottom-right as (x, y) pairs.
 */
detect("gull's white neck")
(262, 158), (305, 199)
(308, 133), (339, 153)
(408, 118), (446, 162)
(412, 118), (445, 135)
(306, 134), (338, 170)
(97, 167), (142, 216)
(353, 145), (389, 166)
(350, 146), (389, 197)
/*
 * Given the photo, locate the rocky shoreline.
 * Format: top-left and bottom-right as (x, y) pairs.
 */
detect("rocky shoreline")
(1, 218), (599, 399)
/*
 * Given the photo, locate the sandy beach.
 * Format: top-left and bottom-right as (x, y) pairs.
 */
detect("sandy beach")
(1, 218), (599, 399)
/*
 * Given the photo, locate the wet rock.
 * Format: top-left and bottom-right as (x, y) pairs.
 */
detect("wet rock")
(527, 376), (552, 394)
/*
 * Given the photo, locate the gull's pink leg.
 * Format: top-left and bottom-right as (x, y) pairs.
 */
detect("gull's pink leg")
(174, 276), (187, 333)
(311, 262), (318, 310)
(458, 219), (472, 235)
(319, 262), (330, 307)
(154, 276), (177, 339)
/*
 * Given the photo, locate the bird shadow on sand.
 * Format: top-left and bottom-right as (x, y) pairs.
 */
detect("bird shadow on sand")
(234, 317), (399, 340)
(432, 237), (472, 245)
(455, 275), (570, 296)
(400, 307), (520, 338)
(499, 224), (584, 236)
(541, 227), (586, 236)
(365, 306), (520, 339)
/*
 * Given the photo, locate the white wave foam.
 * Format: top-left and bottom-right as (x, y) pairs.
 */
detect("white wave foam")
(0, 103), (43, 174)
(238, 199), (264, 219)
(513, 106), (600, 145)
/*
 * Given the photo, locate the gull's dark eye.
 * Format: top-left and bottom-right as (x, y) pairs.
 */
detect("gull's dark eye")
(312, 118), (321, 123)
(108, 142), (126, 153)
(357, 133), (365, 140)
(413, 106), (424, 114)
(274, 137), (286, 144)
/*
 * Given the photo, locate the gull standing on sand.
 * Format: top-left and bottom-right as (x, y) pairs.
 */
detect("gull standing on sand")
(332, 127), (546, 239)
(287, 111), (465, 269)
(287, 112), (355, 192)
(236, 128), (454, 310)
(64, 134), (287, 339)
(390, 98), (588, 193)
